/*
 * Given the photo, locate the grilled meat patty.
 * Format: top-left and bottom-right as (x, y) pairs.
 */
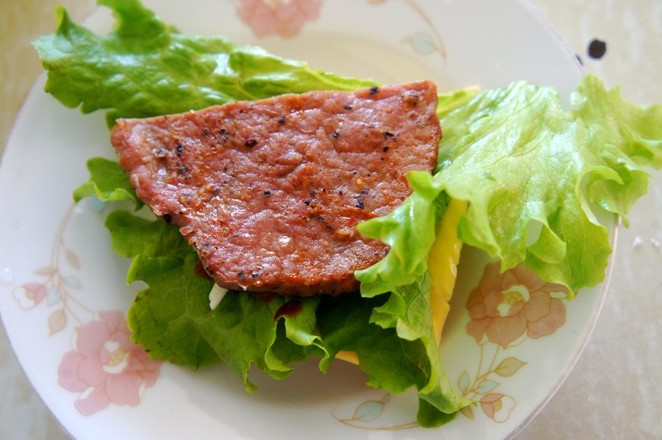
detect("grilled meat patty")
(111, 81), (441, 296)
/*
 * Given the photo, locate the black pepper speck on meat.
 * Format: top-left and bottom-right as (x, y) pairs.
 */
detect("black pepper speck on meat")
(110, 81), (441, 296)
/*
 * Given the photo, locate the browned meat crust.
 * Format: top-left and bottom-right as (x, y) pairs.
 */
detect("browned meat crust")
(111, 81), (440, 296)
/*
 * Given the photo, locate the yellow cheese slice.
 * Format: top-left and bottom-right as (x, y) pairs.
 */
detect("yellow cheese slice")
(428, 198), (466, 344)
(336, 198), (467, 364)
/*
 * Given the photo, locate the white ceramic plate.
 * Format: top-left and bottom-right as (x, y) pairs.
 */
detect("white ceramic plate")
(0, 0), (612, 439)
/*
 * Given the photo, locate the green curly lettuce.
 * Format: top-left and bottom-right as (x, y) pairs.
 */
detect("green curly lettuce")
(32, 0), (375, 126)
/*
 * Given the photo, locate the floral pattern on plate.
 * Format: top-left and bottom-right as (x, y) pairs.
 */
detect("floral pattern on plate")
(12, 204), (162, 416)
(334, 261), (571, 428)
(12, 206), (84, 334)
(458, 263), (567, 422)
(235, 0), (323, 37)
(58, 310), (162, 415)
(236, 0), (447, 64)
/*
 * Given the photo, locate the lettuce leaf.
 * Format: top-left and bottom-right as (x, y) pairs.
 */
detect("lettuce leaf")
(106, 209), (328, 390)
(33, 0), (374, 126)
(349, 75), (660, 423)
(434, 76), (661, 294)
(105, 209), (467, 423)
(72, 157), (141, 207)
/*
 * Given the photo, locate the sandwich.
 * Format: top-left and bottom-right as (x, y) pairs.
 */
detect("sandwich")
(33, 0), (662, 427)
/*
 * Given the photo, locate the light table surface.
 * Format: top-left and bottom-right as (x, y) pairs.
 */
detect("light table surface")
(1, 1), (660, 438)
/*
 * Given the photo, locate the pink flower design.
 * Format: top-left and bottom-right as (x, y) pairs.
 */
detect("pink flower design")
(236, 0), (323, 38)
(480, 393), (516, 423)
(466, 263), (567, 348)
(58, 311), (162, 415)
(13, 282), (48, 309)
